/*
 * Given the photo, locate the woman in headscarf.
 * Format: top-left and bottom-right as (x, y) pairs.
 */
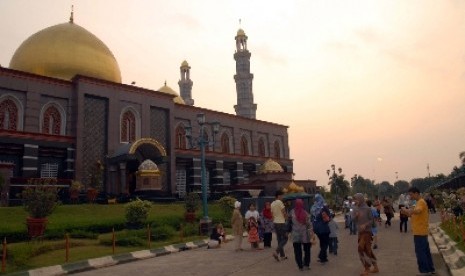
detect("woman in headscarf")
(310, 193), (331, 264)
(353, 193), (379, 275)
(231, 201), (244, 251)
(259, 201), (274, 248)
(289, 199), (313, 271)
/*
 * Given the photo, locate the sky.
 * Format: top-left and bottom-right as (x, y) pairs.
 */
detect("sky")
(1, 0), (464, 187)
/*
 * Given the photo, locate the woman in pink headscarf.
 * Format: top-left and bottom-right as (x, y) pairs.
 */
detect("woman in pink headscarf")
(288, 198), (314, 271)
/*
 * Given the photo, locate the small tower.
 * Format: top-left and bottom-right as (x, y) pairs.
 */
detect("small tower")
(234, 28), (257, 119)
(178, 60), (194, 106)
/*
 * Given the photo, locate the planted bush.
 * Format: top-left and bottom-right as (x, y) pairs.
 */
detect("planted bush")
(125, 198), (152, 228)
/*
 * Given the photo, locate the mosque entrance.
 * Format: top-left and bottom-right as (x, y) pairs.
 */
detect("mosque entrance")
(107, 138), (168, 196)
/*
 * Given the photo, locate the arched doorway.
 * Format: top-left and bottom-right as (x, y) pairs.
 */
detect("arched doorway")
(107, 138), (168, 196)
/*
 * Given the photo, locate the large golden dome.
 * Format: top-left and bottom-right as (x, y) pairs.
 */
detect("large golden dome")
(9, 21), (121, 83)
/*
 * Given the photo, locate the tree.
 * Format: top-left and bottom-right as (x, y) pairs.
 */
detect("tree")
(460, 151), (465, 165)
(394, 180), (409, 196)
(378, 181), (394, 198)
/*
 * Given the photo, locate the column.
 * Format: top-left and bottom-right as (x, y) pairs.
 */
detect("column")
(22, 144), (38, 178)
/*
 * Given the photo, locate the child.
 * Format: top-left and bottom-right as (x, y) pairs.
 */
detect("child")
(217, 223), (226, 243)
(328, 212), (339, 255)
(207, 224), (223, 249)
(399, 204), (409, 233)
(259, 201), (274, 248)
(247, 216), (260, 249)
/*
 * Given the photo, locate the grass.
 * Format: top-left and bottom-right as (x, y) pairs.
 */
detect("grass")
(440, 216), (465, 253)
(0, 202), (231, 274)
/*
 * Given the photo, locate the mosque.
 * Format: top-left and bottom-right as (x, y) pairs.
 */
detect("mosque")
(0, 12), (316, 202)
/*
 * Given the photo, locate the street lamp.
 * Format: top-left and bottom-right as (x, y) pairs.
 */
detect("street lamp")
(351, 174), (358, 193)
(185, 113), (220, 233)
(327, 164), (342, 210)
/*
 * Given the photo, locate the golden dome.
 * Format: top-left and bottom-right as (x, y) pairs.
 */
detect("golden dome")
(257, 158), (284, 174)
(9, 22), (121, 83)
(237, 28), (246, 36)
(158, 82), (185, 104)
(181, 60), (189, 67)
(138, 159), (159, 171)
(286, 181), (304, 193)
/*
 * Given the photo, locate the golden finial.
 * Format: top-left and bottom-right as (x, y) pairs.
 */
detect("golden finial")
(164, 80), (167, 86)
(69, 5), (74, 23)
(239, 18), (241, 27)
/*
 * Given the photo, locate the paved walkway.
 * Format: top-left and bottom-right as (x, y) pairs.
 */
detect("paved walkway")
(69, 213), (450, 276)
(10, 214), (456, 276)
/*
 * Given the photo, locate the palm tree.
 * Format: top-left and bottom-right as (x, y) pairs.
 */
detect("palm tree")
(460, 151), (465, 165)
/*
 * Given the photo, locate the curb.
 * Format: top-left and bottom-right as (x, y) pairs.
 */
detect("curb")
(430, 223), (465, 276)
(6, 235), (234, 276)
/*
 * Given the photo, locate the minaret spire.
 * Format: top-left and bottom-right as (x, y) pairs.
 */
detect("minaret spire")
(69, 5), (74, 23)
(178, 60), (194, 106)
(233, 28), (257, 119)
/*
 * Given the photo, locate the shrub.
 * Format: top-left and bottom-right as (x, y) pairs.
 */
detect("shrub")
(181, 223), (199, 236)
(125, 198), (152, 226)
(99, 229), (146, 247)
(184, 192), (200, 213)
(217, 196), (236, 220)
(151, 225), (176, 241)
(21, 178), (59, 218)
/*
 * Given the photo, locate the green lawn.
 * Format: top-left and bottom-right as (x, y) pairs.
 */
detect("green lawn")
(0, 202), (230, 274)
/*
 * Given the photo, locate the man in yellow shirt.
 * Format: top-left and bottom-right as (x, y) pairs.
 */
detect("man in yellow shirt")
(271, 190), (288, 261)
(403, 187), (436, 275)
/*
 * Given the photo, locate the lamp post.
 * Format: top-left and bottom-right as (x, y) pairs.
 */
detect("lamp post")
(327, 164), (342, 210)
(185, 113), (220, 233)
(351, 174), (358, 194)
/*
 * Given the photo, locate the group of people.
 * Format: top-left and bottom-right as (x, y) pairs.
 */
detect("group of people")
(228, 187), (435, 276)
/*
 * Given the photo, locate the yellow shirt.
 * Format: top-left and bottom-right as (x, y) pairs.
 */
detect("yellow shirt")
(271, 199), (286, 224)
(411, 198), (429, 236)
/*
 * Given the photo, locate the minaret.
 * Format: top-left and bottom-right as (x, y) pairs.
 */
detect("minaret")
(178, 60), (194, 106)
(233, 28), (257, 119)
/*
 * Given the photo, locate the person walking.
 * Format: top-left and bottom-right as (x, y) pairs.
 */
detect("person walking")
(328, 211), (339, 255)
(288, 198), (313, 271)
(382, 196), (394, 228)
(402, 187), (436, 275)
(353, 193), (379, 276)
(271, 190), (288, 261)
(231, 201), (244, 252)
(399, 203), (409, 233)
(366, 199), (379, 250)
(310, 193), (331, 264)
(259, 201), (274, 248)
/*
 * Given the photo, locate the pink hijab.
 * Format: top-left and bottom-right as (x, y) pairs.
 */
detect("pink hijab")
(294, 199), (307, 224)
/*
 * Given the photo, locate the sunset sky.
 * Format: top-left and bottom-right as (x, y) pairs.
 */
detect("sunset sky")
(1, 0), (464, 187)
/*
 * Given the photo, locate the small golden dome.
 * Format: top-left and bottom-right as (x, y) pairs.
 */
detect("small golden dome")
(181, 60), (189, 67)
(257, 158), (284, 174)
(158, 82), (185, 104)
(9, 22), (121, 83)
(237, 28), (246, 36)
(138, 159), (159, 171)
(287, 181), (304, 193)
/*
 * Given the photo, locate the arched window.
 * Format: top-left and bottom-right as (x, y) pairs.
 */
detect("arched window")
(175, 125), (186, 149)
(240, 136), (249, 156)
(121, 110), (136, 143)
(258, 138), (266, 157)
(42, 105), (62, 135)
(0, 98), (19, 130)
(274, 141), (281, 159)
(221, 133), (230, 154)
